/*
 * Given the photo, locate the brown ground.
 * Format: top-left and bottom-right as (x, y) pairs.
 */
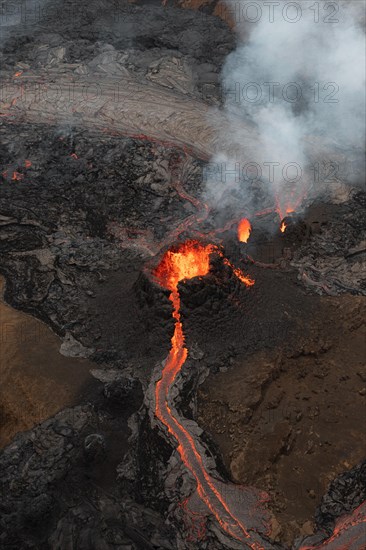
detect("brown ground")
(0, 276), (94, 448)
(197, 294), (366, 545)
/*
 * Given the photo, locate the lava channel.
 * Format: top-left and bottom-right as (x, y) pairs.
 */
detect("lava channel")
(152, 240), (266, 547)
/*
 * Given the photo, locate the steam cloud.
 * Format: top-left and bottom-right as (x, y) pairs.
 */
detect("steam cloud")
(206, 0), (366, 217)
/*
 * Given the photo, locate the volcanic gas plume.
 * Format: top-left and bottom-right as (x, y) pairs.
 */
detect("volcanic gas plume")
(206, 0), (365, 224)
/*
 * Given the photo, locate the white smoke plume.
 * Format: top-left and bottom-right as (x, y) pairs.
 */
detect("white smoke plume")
(206, 0), (365, 217)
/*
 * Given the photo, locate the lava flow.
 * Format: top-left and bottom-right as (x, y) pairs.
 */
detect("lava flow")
(280, 221), (287, 233)
(152, 240), (263, 547)
(238, 218), (252, 243)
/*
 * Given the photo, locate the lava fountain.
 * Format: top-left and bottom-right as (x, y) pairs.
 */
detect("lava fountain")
(152, 240), (265, 547)
(280, 221), (287, 233)
(238, 218), (252, 243)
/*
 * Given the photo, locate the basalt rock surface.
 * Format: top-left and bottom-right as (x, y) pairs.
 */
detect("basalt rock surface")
(316, 460), (366, 533)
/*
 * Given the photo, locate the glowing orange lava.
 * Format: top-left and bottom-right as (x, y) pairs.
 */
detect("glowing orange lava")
(280, 221), (287, 233)
(299, 501), (366, 549)
(24, 159), (32, 168)
(154, 240), (216, 292)
(152, 240), (262, 547)
(222, 257), (255, 286)
(238, 218), (252, 243)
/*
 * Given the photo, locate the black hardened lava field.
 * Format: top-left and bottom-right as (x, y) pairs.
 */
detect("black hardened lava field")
(0, 1), (365, 549)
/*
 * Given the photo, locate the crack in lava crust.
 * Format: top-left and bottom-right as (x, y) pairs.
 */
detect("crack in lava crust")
(152, 241), (262, 547)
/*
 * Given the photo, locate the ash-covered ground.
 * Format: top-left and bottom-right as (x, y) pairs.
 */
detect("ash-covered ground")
(0, 1), (365, 549)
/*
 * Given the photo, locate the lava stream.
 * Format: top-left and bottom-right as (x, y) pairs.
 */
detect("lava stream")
(299, 502), (366, 550)
(153, 241), (262, 547)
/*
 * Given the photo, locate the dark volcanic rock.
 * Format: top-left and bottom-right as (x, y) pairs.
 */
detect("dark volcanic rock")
(133, 271), (175, 349)
(316, 460), (366, 534)
(83, 433), (106, 462)
(103, 376), (142, 406)
(0, 393), (153, 549)
(1, 0), (234, 102)
(0, 123), (197, 369)
(0, 224), (46, 253)
(0, 406), (97, 548)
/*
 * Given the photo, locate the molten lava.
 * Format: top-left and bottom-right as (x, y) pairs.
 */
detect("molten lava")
(154, 240), (215, 292)
(280, 221), (287, 233)
(238, 218), (252, 243)
(299, 501), (366, 549)
(152, 240), (263, 547)
(222, 257), (255, 286)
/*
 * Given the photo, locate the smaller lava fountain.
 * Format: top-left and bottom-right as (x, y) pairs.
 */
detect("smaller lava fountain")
(238, 218), (252, 243)
(280, 220), (287, 233)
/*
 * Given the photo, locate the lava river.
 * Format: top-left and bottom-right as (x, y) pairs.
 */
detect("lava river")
(152, 240), (265, 547)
